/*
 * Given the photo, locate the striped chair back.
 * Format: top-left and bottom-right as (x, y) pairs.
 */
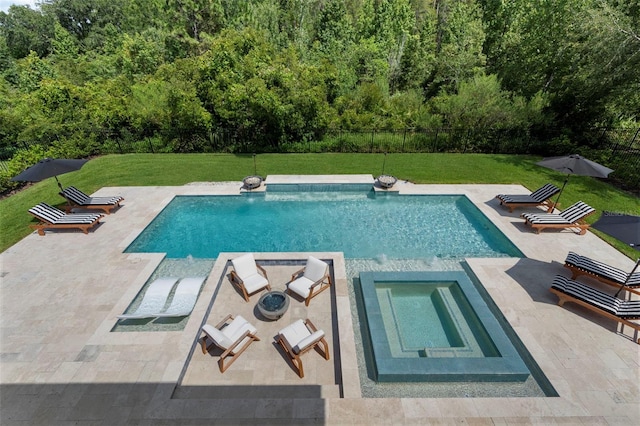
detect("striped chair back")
(28, 203), (66, 223)
(60, 186), (89, 204)
(559, 201), (595, 222)
(529, 183), (560, 202)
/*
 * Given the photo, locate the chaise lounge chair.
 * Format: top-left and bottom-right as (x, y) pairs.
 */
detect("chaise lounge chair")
(496, 183), (560, 213)
(59, 186), (124, 214)
(564, 252), (640, 296)
(154, 276), (206, 317)
(550, 275), (640, 343)
(117, 278), (178, 319)
(286, 256), (332, 306)
(28, 202), (104, 236)
(200, 314), (260, 373)
(229, 253), (271, 302)
(276, 318), (330, 378)
(520, 201), (595, 234)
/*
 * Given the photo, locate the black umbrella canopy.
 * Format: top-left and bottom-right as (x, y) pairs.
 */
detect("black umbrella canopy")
(591, 211), (640, 297)
(536, 154), (614, 211)
(592, 211), (640, 297)
(536, 154), (614, 178)
(11, 158), (88, 190)
(592, 212), (640, 251)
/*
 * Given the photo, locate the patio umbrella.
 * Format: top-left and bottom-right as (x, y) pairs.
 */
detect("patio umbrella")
(536, 154), (614, 211)
(11, 158), (88, 191)
(592, 211), (640, 296)
(593, 212), (640, 251)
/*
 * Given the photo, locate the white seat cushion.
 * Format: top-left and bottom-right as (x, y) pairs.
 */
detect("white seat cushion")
(203, 315), (258, 352)
(279, 319), (310, 349)
(231, 253), (258, 279)
(303, 256), (328, 281)
(279, 319), (325, 355)
(242, 273), (269, 293)
(202, 324), (233, 349)
(231, 254), (268, 293)
(288, 276), (314, 298)
(293, 330), (325, 354)
(224, 315), (257, 338)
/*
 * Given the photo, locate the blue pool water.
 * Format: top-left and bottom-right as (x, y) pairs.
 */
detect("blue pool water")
(125, 191), (522, 259)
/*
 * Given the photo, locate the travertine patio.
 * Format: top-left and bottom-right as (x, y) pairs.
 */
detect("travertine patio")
(1, 175), (638, 424)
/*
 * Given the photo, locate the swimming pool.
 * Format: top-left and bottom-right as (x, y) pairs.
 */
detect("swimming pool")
(125, 190), (522, 259)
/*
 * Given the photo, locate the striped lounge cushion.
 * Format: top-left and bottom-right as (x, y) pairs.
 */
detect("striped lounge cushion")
(497, 183), (559, 204)
(522, 201), (593, 224)
(565, 252), (639, 287)
(551, 275), (640, 319)
(62, 186), (123, 205)
(29, 203), (101, 224)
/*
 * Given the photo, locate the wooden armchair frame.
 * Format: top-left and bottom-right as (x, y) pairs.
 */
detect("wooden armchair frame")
(276, 318), (330, 378)
(229, 259), (270, 302)
(201, 314), (260, 373)
(287, 267), (332, 306)
(550, 276), (640, 344)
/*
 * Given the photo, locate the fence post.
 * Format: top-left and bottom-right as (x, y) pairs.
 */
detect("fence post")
(433, 128), (439, 152)
(610, 127), (639, 161)
(116, 139), (123, 154)
(147, 138), (155, 154)
(628, 127), (640, 149)
(402, 129), (407, 152)
(370, 129), (375, 153)
(208, 130), (216, 152)
(463, 129), (471, 153)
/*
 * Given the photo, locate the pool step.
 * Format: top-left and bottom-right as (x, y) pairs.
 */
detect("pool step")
(173, 384), (340, 399)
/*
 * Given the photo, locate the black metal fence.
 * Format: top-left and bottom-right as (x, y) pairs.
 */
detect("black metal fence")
(2, 126), (639, 189)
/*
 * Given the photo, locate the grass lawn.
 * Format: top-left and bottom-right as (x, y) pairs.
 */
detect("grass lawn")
(1, 153), (638, 257)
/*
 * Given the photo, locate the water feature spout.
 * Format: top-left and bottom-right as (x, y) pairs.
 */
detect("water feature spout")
(376, 253), (388, 264)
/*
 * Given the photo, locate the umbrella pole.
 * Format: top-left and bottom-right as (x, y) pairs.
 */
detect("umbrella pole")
(614, 259), (640, 298)
(54, 176), (64, 192)
(55, 176), (72, 210)
(550, 174), (569, 212)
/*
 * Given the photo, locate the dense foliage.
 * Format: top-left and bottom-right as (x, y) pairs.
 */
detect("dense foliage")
(0, 0), (639, 191)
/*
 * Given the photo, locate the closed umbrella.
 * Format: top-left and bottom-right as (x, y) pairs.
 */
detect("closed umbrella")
(11, 158), (88, 191)
(536, 154), (614, 211)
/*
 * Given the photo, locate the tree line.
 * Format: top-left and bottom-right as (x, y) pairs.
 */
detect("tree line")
(0, 0), (639, 191)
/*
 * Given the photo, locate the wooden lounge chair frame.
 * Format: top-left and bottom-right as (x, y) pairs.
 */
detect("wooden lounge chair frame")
(564, 252), (640, 297)
(201, 314), (260, 373)
(229, 255), (271, 302)
(29, 219), (102, 236)
(28, 203), (103, 236)
(60, 186), (124, 214)
(496, 183), (560, 213)
(276, 318), (330, 378)
(286, 257), (332, 306)
(521, 201), (595, 235)
(550, 276), (640, 344)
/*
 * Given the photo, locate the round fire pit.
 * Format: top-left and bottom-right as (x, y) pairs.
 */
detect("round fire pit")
(257, 290), (289, 320)
(377, 174), (397, 189)
(243, 175), (262, 190)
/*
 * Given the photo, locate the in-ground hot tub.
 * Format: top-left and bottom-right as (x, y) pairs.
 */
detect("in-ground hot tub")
(359, 271), (530, 382)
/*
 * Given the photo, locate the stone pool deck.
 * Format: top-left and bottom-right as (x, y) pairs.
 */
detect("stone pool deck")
(1, 175), (639, 424)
